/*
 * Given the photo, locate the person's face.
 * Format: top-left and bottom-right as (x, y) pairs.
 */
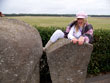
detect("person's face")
(77, 18), (85, 27)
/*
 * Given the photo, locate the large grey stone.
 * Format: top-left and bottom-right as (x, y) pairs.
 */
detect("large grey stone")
(86, 74), (110, 83)
(46, 38), (93, 83)
(0, 18), (43, 83)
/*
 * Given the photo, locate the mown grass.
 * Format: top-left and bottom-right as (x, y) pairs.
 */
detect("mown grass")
(6, 16), (110, 30)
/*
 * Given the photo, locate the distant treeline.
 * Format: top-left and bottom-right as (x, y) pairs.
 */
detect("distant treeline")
(4, 14), (110, 17)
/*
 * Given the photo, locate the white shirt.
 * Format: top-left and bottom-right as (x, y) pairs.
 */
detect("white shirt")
(67, 26), (82, 40)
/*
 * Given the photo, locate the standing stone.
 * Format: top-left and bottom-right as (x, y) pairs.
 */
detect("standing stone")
(46, 38), (93, 83)
(0, 18), (43, 83)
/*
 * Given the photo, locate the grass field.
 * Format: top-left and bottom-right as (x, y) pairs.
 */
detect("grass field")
(6, 16), (110, 30)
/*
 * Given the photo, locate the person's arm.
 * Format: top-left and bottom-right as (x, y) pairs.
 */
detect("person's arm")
(67, 26), (75, 40)
(78, 24), (93, 45)
(82, 24), (93, 43)
(68, 26), (78, 44)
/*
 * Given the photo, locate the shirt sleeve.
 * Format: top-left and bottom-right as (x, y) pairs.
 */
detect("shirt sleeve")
(67, 26), (75, 40)
(82, 24), (93, 43)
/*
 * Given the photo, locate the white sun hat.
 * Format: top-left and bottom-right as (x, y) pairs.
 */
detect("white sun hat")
(76, 11), (88, 19)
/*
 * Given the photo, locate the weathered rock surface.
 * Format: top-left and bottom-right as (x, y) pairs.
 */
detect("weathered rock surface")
(0, 18), (43, 83)
(46, 38), (93, 83)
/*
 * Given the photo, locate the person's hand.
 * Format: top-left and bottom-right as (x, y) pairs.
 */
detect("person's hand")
(71, 38), (78, 44)
(78, 36), (84, 45)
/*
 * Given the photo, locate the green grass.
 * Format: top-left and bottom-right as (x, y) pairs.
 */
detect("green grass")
(6, 16), (110, 30)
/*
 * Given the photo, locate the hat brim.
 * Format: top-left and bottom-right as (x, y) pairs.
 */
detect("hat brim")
(76, 16), (85, 18)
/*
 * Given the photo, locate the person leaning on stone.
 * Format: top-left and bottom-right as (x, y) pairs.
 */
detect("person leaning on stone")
(43, 11), (93, 51)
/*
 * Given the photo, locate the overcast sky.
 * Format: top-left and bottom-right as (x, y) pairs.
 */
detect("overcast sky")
(0, 0), (110, 15)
